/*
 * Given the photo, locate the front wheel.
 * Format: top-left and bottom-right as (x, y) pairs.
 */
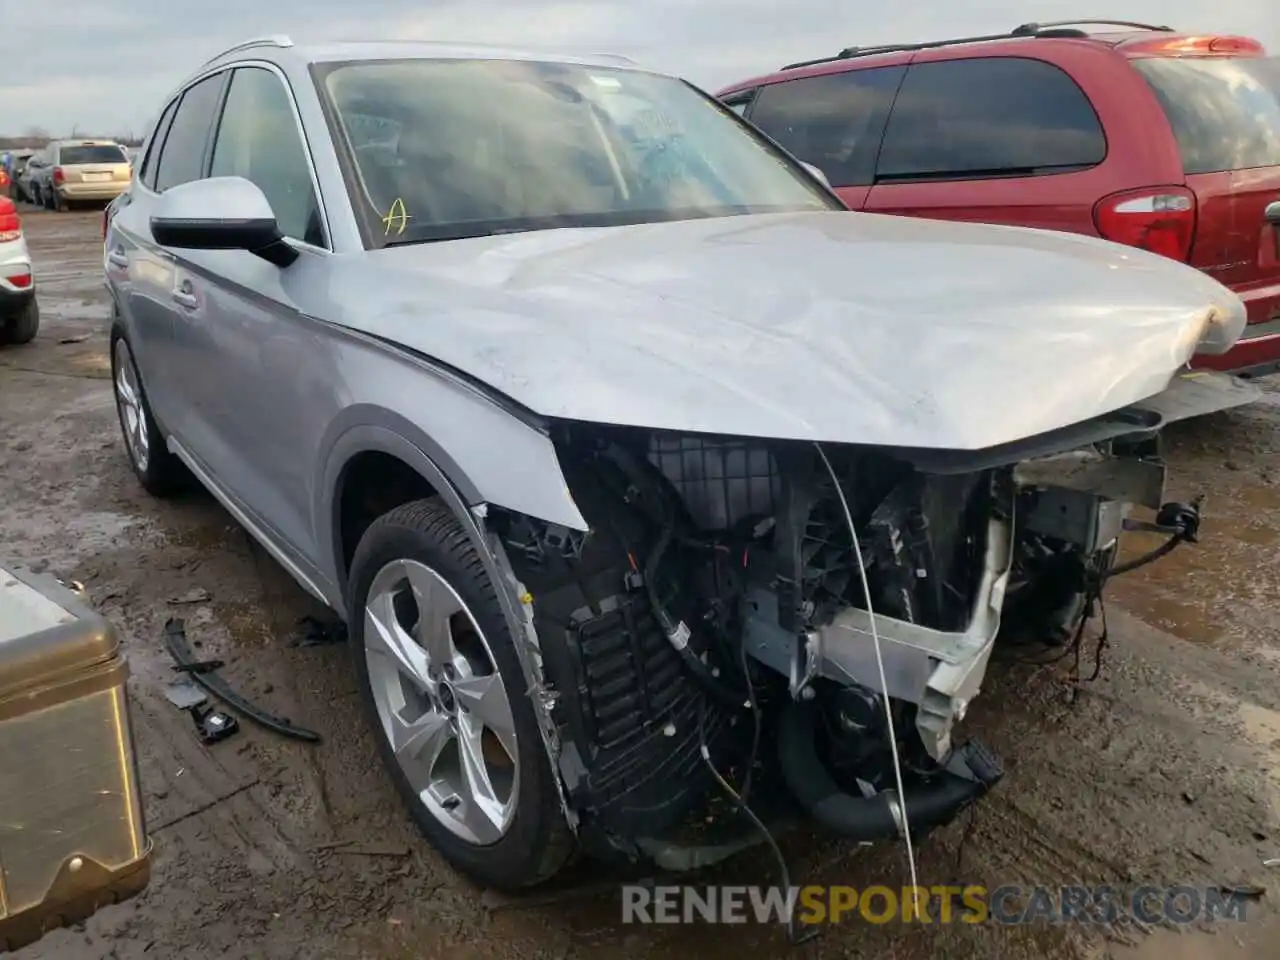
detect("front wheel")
(347, 498), (574, 889)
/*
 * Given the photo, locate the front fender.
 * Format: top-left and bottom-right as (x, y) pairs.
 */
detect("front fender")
(315, 406), (587, 607)
(317, 416), (581, 827)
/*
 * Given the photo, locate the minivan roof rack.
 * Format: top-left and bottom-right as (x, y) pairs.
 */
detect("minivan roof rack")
(1011, 20), (1174, 35)
(779, 19), (1175, 71)
(203, 35), (294, 66)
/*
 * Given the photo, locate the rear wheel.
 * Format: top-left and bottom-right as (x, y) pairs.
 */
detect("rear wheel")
(110, 331), (187, 496)
(0, 299), (38, 345)
(347, 498), (574, 889)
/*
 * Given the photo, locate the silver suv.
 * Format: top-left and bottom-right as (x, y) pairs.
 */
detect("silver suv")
(105, 36), (1252, 891)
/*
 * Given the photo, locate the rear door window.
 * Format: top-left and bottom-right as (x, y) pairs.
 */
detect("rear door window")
(1131, 56), (1280, 173)
(153, 72), (227, 193)
(746, 66), (905, 187)
(876, 57), (1106, 181)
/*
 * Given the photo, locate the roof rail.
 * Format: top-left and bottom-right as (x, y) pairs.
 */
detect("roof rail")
(1010, 19), (1173, 35)
(780, 32), (1024, 70)
(779, 19), (1175, 71)
(203, 35), (294, 66)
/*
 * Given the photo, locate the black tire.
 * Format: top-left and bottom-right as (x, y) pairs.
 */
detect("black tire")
(108, 328), (188, 496)
(347, 498), (574, 890)
(0, 299), (38, 345)
(52, 189), (67, 212)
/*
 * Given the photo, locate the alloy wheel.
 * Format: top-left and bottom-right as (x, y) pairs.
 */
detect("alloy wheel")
(363, 559), (520, 845)
(113, 339), (150, 472)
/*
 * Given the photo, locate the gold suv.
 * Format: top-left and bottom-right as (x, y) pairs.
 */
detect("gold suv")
(37, 140), (131, 210)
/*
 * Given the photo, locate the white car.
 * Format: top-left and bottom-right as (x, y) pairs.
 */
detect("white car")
(0, 196), (37, 344)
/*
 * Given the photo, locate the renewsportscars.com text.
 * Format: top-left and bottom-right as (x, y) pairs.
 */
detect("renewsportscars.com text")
(621, 884), (1254, 926)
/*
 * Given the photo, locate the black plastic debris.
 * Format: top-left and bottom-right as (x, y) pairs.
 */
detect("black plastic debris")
(163, 617), (322, 743)
(164, 679), (207, 711)
(191, 704), (239, 744)
(289, 614), (347, 648)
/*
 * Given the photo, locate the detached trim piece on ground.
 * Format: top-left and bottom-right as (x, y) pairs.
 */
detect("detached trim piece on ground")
(163, 617), (322, 742)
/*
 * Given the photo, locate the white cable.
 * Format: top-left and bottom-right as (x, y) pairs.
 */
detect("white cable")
(813, 441), (920, 897)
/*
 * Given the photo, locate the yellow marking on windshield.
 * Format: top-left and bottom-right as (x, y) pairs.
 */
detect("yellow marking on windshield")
(381, 197), (411, 236)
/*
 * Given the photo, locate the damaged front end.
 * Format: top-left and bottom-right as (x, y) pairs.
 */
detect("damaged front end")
(480, 371), (1255, 866)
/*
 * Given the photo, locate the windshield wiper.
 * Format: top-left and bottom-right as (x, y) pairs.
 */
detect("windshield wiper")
(384, 224), (539, 246)
(378, 205), (818, 247)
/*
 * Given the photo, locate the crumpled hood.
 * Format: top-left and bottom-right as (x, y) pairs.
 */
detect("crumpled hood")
(329, 210), (1247, 450)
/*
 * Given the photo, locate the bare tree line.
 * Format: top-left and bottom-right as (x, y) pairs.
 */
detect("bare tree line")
(0, 125), (143, 150)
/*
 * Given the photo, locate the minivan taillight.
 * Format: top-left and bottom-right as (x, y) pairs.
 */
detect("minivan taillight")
(1093, 187), (1198, 262)
(52, 166), (65, 185)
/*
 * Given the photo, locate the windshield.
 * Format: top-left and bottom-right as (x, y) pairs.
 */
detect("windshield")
(1132, 56), (1280, 173)
(316, 58), (838, 246)
(59, 144), (128, 165)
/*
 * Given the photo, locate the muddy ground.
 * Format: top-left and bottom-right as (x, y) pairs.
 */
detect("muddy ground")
(1, 207), (1277, 960)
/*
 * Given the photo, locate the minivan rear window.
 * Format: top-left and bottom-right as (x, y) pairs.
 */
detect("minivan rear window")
(1132, 56), (1280, 174)
(59, 144), (128, 165)
(876, 57), (1106, 181)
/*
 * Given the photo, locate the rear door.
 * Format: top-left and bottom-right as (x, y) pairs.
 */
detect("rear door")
(742, 65), (905, 210)
(864, 55), (1109, 233)
(1130, 54), (1280, 335)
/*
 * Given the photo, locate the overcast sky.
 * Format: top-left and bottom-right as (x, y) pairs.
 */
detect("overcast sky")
(0, 0), (1275, 135)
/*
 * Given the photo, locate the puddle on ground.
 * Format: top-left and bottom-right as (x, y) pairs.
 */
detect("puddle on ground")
(1106, 483), (1280, 648)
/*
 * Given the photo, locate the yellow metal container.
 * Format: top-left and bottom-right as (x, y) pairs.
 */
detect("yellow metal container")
(0, 565), (151, 952)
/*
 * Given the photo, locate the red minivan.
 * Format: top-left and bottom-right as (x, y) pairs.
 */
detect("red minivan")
(718, 21), (1280, 377)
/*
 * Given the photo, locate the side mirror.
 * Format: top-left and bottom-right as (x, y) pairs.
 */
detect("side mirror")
(800, 161), (831, 189)
(798, 162), (829, 189)
(150, 176), (297, 267)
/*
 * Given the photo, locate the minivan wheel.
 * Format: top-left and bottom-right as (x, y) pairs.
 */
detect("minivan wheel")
(348, 498), (573, 889)
(109, 331), (187, 496)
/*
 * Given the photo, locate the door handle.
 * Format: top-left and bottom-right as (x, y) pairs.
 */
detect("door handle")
(1265, 201), (1280, 225)
(172, 280), (198, 310)
(107, 249), (128, 268)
